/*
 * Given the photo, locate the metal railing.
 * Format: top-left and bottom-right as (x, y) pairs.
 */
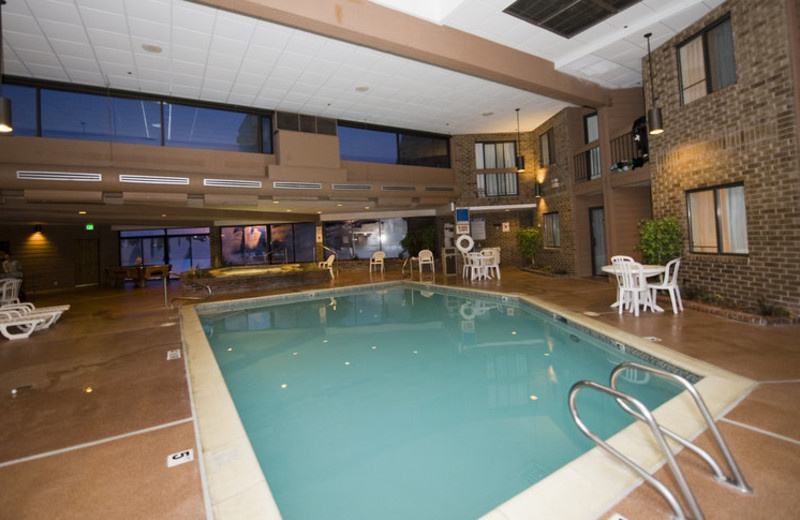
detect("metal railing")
(569, 362), (752, 520)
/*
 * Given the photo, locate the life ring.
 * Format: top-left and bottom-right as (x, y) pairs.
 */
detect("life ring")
(459, 302), (476, 320)
(456, 234), (475, 253)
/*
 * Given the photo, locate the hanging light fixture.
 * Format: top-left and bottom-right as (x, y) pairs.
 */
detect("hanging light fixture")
(0, 0), (12, 133)
(515, 108), (525, 172)
(644, 32), (663, 135)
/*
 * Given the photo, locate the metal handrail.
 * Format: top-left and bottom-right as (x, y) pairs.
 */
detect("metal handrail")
(569, 380), (703, 520)
(170, 278), (212, 308)
(610, 362), (753, 494)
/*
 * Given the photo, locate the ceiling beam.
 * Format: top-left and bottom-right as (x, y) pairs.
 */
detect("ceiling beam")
(191, 0), (610, 109)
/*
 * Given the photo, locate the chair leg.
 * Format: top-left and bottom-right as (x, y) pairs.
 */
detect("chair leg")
(675, 288), (683, 311)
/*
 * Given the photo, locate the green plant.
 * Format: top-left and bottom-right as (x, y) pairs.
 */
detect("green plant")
(401, 225), (436, 256)
(758, 299), (794, 318)
(516, 227), (542, 268)
(636, 216), (684, 265)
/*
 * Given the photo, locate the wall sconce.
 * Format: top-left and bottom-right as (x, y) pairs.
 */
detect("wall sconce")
(534, 182), (543, 198)
(644, 32), (663, 135)
(34, 224), (42, 233)
(0, 0), (12, 133)
(515, 108), (525, 172)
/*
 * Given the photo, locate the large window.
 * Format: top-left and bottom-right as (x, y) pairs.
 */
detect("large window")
(543, 212), (560, 248)
(475, 141), (516, 169)
(338, 123), (450, 168)
(678, 16), (736, 105)
(119, 227), (210, 273)
(3, 81), (273, 154)
(220, 223), (316, 266)
(322, 218), (408, 260)
(539, 129), (556, 167)
(687, 183), (748, 254)
(477, 173), (519, 197)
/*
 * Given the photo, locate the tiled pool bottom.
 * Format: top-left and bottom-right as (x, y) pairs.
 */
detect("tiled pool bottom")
(181, 281), (754, 520)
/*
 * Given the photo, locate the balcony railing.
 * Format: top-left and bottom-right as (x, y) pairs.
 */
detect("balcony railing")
(574, 146), (602, 184)
(610, 132), (648, 172)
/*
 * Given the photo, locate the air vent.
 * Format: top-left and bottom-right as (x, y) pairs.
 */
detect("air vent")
(203, 178), (262, 189)
(382, 185), (415, 192)
(504, 0), (640, 39)
(273, 181), (322, 190)
(425, 186), (455, 192)
(332, 184), (372, 191)
(17, 171), (102, 182)
(120, 174), (190, 185)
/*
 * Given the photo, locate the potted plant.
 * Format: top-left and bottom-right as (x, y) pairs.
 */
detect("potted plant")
(516, 227), (542, 268)
(635, 216), (684, 265)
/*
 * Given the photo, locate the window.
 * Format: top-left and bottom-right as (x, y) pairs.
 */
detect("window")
(120, 227), (210, 272)
(220, 223), (316, 265)
(539, 129), (556, 167)
(322, 218), (410, 260)
(678, 16), (736, 105)
(338, 123), (451, 168)
(543, 212), (560, 247)
(475, 141), (516, 169)
(4, 80), (273, 153)
(686, 183), (748, 254)
(477, 173), (518, 197)
(584, 114), (599, 144)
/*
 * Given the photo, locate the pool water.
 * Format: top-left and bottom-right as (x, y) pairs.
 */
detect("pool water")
(199, 287), (683, 520)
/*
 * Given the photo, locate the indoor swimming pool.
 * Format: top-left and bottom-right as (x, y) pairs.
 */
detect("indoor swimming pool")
(193, 283), (703, 520)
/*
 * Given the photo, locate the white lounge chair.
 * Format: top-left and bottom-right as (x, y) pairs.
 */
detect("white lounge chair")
(0, 311), (49, 340)
(1, 303), (69, 330)
(0, 278), (22, 306)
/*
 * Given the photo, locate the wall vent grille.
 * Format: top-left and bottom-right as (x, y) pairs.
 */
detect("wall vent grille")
(332, 184), (372, 191)
(203, 178), (262, 189)
(381, 185), (415, 192)
(120, 174), (190, 185)
(273, 181), (322, 190)
(17, 171), (102, 182)
(425, 186), (455, 192)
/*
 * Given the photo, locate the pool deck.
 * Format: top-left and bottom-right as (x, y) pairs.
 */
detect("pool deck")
(1, 268), (799, 519)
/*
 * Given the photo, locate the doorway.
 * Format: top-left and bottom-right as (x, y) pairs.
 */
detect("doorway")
(75, 239), (99, 286)
(589, 207), (606, 276)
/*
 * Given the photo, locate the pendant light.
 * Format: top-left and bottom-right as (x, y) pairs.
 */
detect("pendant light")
(644, 32), (663, 135)
(0, 0), (12, 133)
(515, 108), (525, 172)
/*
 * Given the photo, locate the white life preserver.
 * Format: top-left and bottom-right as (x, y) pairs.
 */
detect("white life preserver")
(459, 302), (476, 321)
(456, 234), (475, 253)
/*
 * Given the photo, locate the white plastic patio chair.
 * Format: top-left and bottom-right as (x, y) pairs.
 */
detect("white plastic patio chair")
(648, 258), (683, 314)
(369, 251), (385, 273)
(1, 278), (22, 306)
(417, 249), (435, 275)
(318, 254), (336, 279)
(609, 255), (635, 309)
(613, 258), (655, 316)
(482, 249), (501, 279)
(0, 311), (48, 340)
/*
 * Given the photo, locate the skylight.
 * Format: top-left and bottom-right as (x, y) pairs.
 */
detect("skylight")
(504, 0), (641, 39)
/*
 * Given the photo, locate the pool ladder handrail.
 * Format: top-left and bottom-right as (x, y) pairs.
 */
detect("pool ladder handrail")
(569, 362), (752, 520)
(170, 276), (212, 308)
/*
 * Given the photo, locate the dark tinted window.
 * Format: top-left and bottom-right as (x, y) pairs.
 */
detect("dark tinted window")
(2, 84), (37, 136)
(338, 125), (397, 164)
(165, 103), (259, 152)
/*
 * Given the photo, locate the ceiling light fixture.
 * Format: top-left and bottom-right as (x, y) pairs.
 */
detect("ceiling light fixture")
(0, 0), (13, 133)
(644, 33), (664, 135)
(515, 108), (525, 172)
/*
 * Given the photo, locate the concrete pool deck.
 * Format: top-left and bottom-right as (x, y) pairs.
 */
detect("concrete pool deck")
(1, 268), (798, 519)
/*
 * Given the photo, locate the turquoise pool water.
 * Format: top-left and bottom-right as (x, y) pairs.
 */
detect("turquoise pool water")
(199, 286), (685, 520)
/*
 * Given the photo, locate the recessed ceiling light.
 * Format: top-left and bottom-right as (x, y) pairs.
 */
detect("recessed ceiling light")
(273, 200), (280, 204)
(78, 210), (87, 215)
(286, 209), (292, 212)
(355, 86), (369, 92)
(142, 43), (163, 54)
(364, 206), (371, 210)
(161, 214), (167, 218)
(336, 203), (343, 207)
(317, 210), (322, 214)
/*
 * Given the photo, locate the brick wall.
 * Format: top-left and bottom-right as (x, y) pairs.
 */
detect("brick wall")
(649, 0), (800, 313)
